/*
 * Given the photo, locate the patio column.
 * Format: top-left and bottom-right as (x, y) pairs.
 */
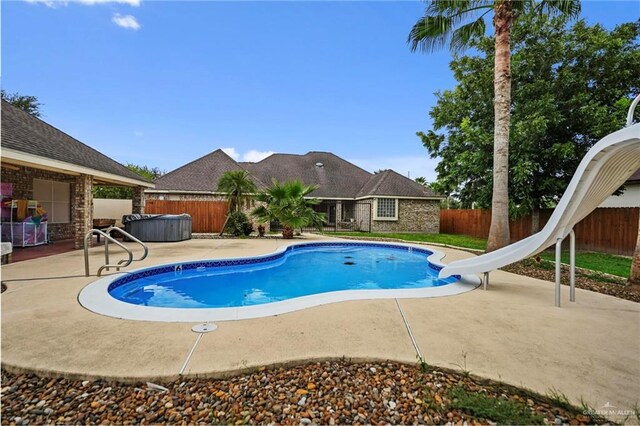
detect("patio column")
(132, 186), (145, 214)
(73, 174), (93, 249)
(335, 201), (342, 225)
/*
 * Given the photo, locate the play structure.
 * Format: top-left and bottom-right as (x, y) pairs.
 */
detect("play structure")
(439, 95), (640, 306)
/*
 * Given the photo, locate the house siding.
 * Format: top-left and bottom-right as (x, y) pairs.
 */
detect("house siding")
(371, 199), (440, 234)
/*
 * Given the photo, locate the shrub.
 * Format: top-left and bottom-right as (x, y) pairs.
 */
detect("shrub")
(224, 212), (251, 237)
(242, 221), (254, 236)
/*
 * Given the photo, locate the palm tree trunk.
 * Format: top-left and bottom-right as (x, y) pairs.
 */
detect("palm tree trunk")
(282, 225), (294, 239)
(486, 0), (514, 252)
(629, 212), (640, 285)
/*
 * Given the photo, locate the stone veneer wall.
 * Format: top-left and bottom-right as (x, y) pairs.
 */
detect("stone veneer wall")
(132, 186), (145, 214)
(1, 165), (76, 240)
(370, 199), (440, 234)
(73, 175), (93, 249)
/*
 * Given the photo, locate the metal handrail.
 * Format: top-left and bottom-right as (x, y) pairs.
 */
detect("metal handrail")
(84, 229), (133, 276)
(103, 226), (149, 265)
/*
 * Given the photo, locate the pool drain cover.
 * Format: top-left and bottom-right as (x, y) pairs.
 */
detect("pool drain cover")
(192, 323), (218, 333)
(344, 261), (355, 265)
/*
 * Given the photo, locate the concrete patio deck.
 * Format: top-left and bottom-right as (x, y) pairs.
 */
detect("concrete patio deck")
(1, 235), (638, 421)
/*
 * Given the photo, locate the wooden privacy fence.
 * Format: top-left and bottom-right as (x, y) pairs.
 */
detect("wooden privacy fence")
(145, 200), (228, 233)
(440, 207), (639, 256)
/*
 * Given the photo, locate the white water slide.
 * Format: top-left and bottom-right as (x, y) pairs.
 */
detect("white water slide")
(439, 96), (640, 306)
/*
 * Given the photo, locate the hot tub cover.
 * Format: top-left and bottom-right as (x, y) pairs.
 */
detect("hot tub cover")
(122, 214), (191, 224)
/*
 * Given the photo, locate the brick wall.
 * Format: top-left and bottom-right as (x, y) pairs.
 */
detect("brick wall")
(371, 199), (440, 234)
(1, 165), (76, 240)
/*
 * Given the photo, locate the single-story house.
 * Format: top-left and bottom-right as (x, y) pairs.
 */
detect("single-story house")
(599, 169), (640, 207)
(146, 149), (444, 233)
(1, 100), (154, 248)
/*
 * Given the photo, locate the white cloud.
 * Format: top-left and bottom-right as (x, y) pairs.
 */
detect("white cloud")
(348, 155), (440, 183)
(80, 0), (140, 5)
(112, 13), (140, 30)
(221, 147), (240, 161)
(242, 149), (275, 163)
(221, 148), (274, 163)
(24, 0), (61, 7)
(25, 0), (140, 7)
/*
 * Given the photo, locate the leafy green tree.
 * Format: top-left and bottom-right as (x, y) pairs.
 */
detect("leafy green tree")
(1, 90), (43, 117)
(418, 14), (639, 232)
(408, 0), (581, 251)
(252, 180), (326, 239)
(216, 170), (257, 214)
(93, 164), (163, 199)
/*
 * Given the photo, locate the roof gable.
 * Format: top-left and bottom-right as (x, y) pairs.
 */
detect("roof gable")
(242, 151), (373, 198)
(357, 169), (441, 198)
(153, 149), (267, 191)
(1, 100), (149, 184)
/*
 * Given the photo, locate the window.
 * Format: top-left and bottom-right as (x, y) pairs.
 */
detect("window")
(374, 198), (398, 221)
(33, 179), (71, 223)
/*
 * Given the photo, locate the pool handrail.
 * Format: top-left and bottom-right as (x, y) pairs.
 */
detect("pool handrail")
(83, 228), (148, 276)
(103, 226), (149, 266)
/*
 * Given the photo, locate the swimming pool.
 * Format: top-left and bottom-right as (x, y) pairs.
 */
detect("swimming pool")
(79, 241), (480, 322)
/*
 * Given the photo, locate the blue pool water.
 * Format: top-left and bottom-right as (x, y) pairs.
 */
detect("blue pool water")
(108, 243), (459, 309)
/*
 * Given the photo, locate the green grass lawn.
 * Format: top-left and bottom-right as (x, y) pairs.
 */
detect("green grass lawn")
(538, 250), (631, 278)
(327, 232), (631, 277)
(328, 232), (488, 251)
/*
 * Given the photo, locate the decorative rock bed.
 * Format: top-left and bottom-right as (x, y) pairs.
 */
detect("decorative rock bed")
(1, 361), (606, 425)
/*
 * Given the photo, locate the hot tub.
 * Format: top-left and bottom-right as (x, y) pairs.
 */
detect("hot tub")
(122, 214), (192, 242)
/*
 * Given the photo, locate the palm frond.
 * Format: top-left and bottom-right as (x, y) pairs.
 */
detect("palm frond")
(449, 16), (486, 52)
(538, 0), (581, 17)
(408, 15), (455, 52)
(409, 0), (493, 53)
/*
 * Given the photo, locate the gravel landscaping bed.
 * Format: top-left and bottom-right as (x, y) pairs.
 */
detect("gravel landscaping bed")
(503, 259), (640, 303)
(1, 361), (607, 425)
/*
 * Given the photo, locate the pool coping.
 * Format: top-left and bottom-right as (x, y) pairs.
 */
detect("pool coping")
(78, 241), (481, 322)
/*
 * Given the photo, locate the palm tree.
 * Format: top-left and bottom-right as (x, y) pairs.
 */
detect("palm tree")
(252, 180), (326, 239)
(217, 170), (257, 213)
(408, 0), (580, 251)
(217, 170), (257, 235)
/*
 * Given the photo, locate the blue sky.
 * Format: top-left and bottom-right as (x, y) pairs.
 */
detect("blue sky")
(2, 1), (637, 181)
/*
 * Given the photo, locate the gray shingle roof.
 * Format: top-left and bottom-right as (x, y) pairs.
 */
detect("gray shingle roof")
(1, 100), (150, 184)
(155, 149), (442, 199)
(357, 169), (441, 198)
(152, 149), (267, 192)
(240, 151), (373, 198)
